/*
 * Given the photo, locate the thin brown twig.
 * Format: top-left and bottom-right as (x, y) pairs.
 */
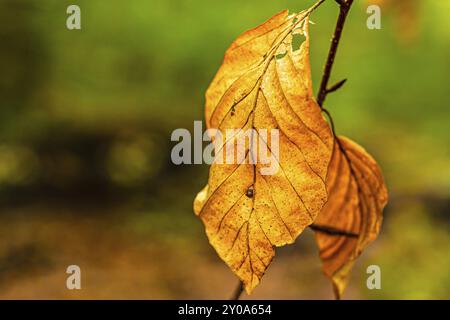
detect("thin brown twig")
(317, 0), (356, 192)
(326, 78), (347, 94)
(310, 223), (359, 238)
(231, 281), (244, 300)
(317, 0), (354, 108)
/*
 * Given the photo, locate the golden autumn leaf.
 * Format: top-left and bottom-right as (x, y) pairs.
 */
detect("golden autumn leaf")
(312, 136), (388, 299)
(194, 6), (333, 293)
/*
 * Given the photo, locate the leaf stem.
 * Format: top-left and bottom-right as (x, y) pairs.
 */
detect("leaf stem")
(310, 223), (359, 238)
(231, 281), (244, 300)
(317, 0), (354, 107)
(307, 0), (327, 14)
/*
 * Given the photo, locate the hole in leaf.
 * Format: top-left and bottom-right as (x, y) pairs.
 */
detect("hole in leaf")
(291, 33), (305, 52)
(275, 51), (287, 60)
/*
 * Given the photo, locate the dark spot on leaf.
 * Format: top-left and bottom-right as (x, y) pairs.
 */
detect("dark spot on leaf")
(246, 187), (254, 198)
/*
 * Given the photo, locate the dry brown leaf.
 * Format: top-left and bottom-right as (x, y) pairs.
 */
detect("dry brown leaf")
(194, 8), (333, 293)
(313, 136), (388, 299)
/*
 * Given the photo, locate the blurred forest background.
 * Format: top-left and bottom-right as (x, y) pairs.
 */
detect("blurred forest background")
(0, 0), (449, 299)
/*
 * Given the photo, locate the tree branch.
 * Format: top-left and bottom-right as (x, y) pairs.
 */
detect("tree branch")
(317, 0), (354, 107)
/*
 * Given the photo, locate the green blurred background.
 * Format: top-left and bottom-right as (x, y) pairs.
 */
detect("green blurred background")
(0, 0), (448, 299)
